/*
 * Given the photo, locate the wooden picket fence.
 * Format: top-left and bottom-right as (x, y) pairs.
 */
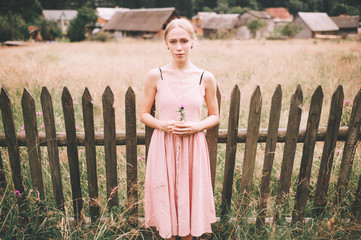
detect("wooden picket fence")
(0, 84), (360, 227)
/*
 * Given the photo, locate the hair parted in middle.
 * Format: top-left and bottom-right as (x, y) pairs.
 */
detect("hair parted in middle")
(164, 18), (196, 41)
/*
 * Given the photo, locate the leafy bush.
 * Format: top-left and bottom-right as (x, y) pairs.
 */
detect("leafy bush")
(92, 31), (112, 42)
(67, 7), (97, 42)
(34, 18), (62, 41)
(247, 19), (267, 39)
(281, 23), (303, 38)
(0, 14), (29, 42)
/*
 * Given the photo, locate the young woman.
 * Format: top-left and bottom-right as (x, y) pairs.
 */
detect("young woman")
(140, 18), (219, 240)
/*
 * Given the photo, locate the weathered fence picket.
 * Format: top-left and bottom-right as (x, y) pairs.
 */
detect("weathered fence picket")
(0, 88), (25, 195)
(62, 87), (83, 220)
(336, 89), (361, 204)
(206, 87), (221, 190)
(125, 87), (138, 220)
(21, 88), (45, 200)
(275, 85), (303, 222)
(256, 84), (282, 227)
(239, 86), (262, 214)
(82, 88), (100, 222)
(313, 85), (344, 216)
(102, 86), (118, 208)
(0, 84), (360, 228)
(40, 87), (64, 211)
(292, 86), (323, 223)
(221, 85), (240, 218)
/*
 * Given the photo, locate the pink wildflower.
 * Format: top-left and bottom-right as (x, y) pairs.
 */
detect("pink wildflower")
(36, 112), (43, 116)
(14, 190), (21, 197)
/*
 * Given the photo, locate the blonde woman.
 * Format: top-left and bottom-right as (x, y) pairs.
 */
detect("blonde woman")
(140, 18), (219, 240)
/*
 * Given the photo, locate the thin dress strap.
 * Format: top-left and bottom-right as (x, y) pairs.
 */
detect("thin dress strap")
(159, 68), (163, 80)
(199, 71), (205, 85)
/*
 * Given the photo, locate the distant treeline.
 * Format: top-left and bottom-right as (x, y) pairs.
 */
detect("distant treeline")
(38, 0), (361, 18)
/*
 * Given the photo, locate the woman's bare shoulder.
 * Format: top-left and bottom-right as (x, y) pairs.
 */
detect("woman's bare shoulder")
(202, 70), (216, 86)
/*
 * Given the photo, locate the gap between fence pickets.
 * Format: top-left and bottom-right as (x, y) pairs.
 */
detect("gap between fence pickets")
(67, 216), (351, 225)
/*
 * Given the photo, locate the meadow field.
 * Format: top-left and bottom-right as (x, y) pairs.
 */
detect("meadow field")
(0, 39), (361, 239)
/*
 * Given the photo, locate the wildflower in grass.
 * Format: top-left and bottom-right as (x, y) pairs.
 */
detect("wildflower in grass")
(36, 112), (43, 116)
(177, 104), (186, 121)
(138, 155), (146, 160)
(14, 190), (21, 197)
(21, 125), (24, 129)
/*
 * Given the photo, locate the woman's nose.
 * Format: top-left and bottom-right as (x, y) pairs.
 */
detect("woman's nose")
(176, 44), (182, 50)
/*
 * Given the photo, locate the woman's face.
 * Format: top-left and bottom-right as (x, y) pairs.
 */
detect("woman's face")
(166, 26), (193, 61)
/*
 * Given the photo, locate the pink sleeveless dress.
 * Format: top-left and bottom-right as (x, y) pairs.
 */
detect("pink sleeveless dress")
(144, 69), (217, 238)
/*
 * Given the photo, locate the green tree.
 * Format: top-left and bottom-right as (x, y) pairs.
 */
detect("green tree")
(0, 0), (42, 40)
(67, 7), (97, 42)
(281, 23), (302, 38)
(34, 18), (62, 41)
(247, 18), (266, 38)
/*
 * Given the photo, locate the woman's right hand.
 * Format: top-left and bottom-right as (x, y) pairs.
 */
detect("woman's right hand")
(160, 120), (176, 133)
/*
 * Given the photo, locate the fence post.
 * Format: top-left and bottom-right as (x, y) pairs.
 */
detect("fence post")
(102, 86), (118, 209)
(125, 87), (138, 222)
(292, 86), (323, 223)
(21, 88), (45, 200)
(336, 88), (361, 204)
(274, 85), (303, 223)
(62, 87), (83, 221)
(239, 86), (262, 215)
(256, 84), (282, 228)
(313, 86), (343, 216)
(206, 86), (221, 191)
(0, 88), (25, 194)
(221, 85), (240, 219)
(82, 88), (100, 223)
(0, 151), (6, 195)
(41, 87), (65, 211)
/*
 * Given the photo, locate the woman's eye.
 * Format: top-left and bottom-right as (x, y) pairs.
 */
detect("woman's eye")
(170, 40), (176, 44)
(181, 39), (188, 43)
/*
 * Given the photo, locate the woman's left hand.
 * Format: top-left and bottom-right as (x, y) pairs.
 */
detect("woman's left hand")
(172, 121), (202, 136)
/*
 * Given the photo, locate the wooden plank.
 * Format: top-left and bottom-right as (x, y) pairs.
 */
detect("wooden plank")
(62, 87), (83, 220)
(274, 85), (303, 222)
(239, 86), (262, 214)
(102, 86), (118, 208)
(40, 87), (64, 211)
(0, 88), (25, 194)
(336, 88), (361, 204)
(0, 126), (350, 147)
(21, 88), (45, 200)
(313, 86), (344, 216)
(292, 86), (323, 223)
(125, 87), (138, 220)
(353, 173), (361, 219)
(82, 88), (100, 222)
(0, 150), (6, 195)
(256, 84), (282, 228)
(145, 102), (155, 159)
(206, 86), (221, 190)
(220, 85), (240, 219)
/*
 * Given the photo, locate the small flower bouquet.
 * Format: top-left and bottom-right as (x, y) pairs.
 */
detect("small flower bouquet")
(177, 104), (186, 121)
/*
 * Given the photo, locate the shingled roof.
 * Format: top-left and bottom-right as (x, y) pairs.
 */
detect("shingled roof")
(266, 7), (293, 21)
(43, 10), (77, 21)
(103, 8), (176, 32)
(298, 12), (339, 31)
(202, 14), (239, 30)
(247, 10), (272, 19)
(331, 15), (359, 28)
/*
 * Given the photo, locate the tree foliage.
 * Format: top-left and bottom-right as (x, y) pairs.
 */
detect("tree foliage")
(247, 18), (267, 38)
(67, 7), (97, 42)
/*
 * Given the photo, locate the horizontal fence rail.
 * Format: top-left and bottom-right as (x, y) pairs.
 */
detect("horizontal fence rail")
(0, 85), (360, 227)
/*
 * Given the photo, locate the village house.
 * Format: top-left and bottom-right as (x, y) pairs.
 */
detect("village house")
(96, 7), (129, 26)
(331, 15), (359, 37)
(102, 7), (177, 39)
(42, 10), (78, 34)
(201, 13), (239, 39)
(237, 10), (274, 39)
(266, 7), (293, 26)
(191, 12), (218, 35)
(294, 12), (339, 39)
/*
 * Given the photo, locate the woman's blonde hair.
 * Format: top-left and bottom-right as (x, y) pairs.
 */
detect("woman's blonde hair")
(164, 18), (196, 41)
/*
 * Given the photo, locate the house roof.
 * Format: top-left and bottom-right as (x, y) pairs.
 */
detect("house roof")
(247, 10), (272, 19)
(331, 15), (359, 29)
(298, 12), (339, 31)
(202, 14), (239, 29)
(96, 7), (129, 21)
(266, 7), (293, 21)
(103, 7), (176, 32)
(43, 10), (77, 21)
